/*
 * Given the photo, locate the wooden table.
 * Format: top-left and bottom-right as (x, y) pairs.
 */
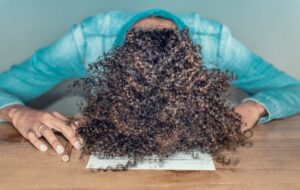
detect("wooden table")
(1, 114), (300, 190)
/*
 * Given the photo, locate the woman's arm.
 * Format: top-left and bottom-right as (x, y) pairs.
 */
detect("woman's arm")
(0, 11), (124, 153)
(0, 18), (89, 153)
(0, 23), (87, 110)
(219, 25), (300, 124)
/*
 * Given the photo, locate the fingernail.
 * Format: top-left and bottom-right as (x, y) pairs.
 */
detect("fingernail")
(40, 144), (48, 152)
(74, 141), (82, 150)
(56, 144), (64, 154)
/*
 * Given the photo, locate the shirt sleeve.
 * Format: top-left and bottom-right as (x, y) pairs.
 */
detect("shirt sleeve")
(219, 25), (300, 123)
(0, 21), (88, 117)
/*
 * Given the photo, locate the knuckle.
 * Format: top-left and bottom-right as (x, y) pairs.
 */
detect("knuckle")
(26, 130), (34, 138)
(58, 122), (67, 128)
(51, 111), (63, 118)
(41, 128), (51, 135)
(26, 132), (32, 139)
(52, 111), (66, 120)
(51, 111), (59, 115)
(42, 113), (52, 121)
(33, 122), (41, 130)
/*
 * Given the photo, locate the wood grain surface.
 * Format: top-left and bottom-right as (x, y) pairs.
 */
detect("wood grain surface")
(1, 114), (300, 190)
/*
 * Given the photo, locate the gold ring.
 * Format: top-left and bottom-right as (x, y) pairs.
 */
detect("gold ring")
(38, 124), (47, 135)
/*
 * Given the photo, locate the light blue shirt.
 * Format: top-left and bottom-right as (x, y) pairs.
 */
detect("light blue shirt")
(0, 9), (300, 123)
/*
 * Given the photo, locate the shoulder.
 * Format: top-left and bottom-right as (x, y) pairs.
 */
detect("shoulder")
(177, 12), (224, 36)
(78, 10), (134, 36)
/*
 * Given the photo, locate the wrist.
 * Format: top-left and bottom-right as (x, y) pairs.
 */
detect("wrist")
(0, 104), (26, 123)
(243, 100), (267, 118)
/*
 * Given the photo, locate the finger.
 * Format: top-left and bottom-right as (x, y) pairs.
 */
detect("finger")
(41, 127), (64, 154)
(27, 131), (48, 152)
(40, 118), (62, 133)
(74, 113), (84, 126)
(52, 112), (80, 132)
(35, 126), (42, 138)
(73, 121), (80, 129)
(59, 117), (83, 144)
(70, 124), (84, 144)
(61, 115), (84, 144)
(50, 112), (68, 133)
(51, 111), (67, 121)
(241, 126), (248, 132)
(42, 115), (82, 150)
(52, 111), (80, 128)
(34, 123), (46, 138)
(75, 114), (87, 127)
(241, 122), (251, 132)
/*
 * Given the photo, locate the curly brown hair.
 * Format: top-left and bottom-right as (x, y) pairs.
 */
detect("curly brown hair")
(71, 27), (251, 171)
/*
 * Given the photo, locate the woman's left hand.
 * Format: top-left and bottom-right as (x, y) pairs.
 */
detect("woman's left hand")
(234, 100), (267, 132)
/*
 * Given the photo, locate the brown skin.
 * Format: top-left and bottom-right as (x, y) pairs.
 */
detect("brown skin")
(133, 17), (177, 29)
(0, 104), (83, 153)
(0, 17), (266, 153)
(234, 101), (267, 131)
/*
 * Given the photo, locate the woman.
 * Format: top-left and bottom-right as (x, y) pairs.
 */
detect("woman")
(0, 9), (299, 154)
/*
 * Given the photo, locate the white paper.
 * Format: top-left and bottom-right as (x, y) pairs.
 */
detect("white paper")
(86, 151), (215, 170)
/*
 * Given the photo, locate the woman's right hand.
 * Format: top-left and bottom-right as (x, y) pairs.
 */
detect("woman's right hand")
(1, 104), (83, 153)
